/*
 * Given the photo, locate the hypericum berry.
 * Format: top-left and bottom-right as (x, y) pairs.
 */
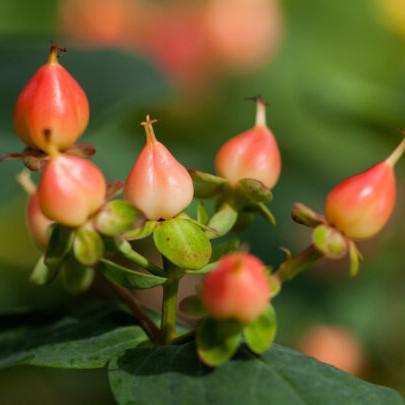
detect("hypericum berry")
(298, 325), (364, 375)
(38, 153), (106, 227)
(17, 171), (53, 250)
(205, 0), (282, 70)
(14, 45), (89, 153)
(215, 97), (281, 189)
(60, 0), (135, 46)
(325, 138), (405, 240)
(124, 116), (194, 220)
(201, 252), (270, 323)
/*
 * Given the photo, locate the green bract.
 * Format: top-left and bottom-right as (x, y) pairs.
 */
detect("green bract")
(94, 200), (143, 236)
(153, 217), (212, 269)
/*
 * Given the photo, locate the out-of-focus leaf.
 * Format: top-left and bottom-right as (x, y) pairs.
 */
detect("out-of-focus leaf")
(0, 304), (147, 369)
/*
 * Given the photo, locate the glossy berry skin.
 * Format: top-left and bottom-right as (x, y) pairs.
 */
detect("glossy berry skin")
(124, 117), (193, 220)
(215, 100), (281, 189)
(14, 47), (89, 153)
(326, 162), (395, 240)
(201, 252), (270, 323)
(38, 155), (106, 227)
(27, 193), (53, 250)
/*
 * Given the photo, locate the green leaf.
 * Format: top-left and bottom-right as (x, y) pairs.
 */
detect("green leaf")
(122, 220), (158, 241)
(30, 255), (59, 286)
(349, 241), (363, 277)
(153, 218), (212, 270)
(45, 224), (75, 271)
(244, 305), (277, 354)
(189, 170), (227, 198)
(73, 227), (104, 267)
(312, 224), (348, 259)
(62, 258), (95, 295)
(109, 343), (404, 405)
(236, 178), (272, 203)
(0, 304), (147, 369)
(197, 201), (209, 225)
(196, 318), (242, 366)
(94, 200), (143, 237)
(206, 203), (238, 239)
(98, 259), (166, 289)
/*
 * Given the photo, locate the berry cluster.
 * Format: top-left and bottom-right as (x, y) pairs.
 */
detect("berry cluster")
(3, 46), (404, 366)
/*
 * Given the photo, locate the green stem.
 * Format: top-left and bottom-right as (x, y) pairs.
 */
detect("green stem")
(160, 272), (180, 344)
(276, 245), (323, 282)
(116, 240), (164, 277)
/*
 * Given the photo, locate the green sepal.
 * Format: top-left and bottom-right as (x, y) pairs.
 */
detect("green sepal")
(196, 201), (209, 225)
(312, 224), (347, 259)
(94, 200), (143, 237)
(205, 203), (238, 239)
(185, 261), (217, 275)
(45, 224), (75, 271)
(256, 202), (276, 225)
(153, 217), (212, 270)
(97, 259), (166, 289)
(189, 170), (227, 198)
(236, 178), (272, 203)
(212, 238), (241, 261)
(244, 305), (277, 354)
(196, 318), (243, 367)
(30, 255), (59, 286)
(62, 257), (95, 294)
(179, 295), (207, 317)
(73, 227), (104, 267)
(291, 203), (325, 228)
(122, 220), (158, 241)
(232, 210), (256, 232)
(268, 275), (281, 297)
(348, 241), (363, 277)
(105, 180), (124, 200)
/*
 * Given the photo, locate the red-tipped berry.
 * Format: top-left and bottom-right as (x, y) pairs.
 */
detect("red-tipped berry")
(215, 97), (281, 189)
(201, 252), (270, 323)
(17, 171), (53, 250)
(38, 153), (106, 227)
(14, 45), (89, 153)
(326, 138), (405, 240)
(124, 116), (194, 220)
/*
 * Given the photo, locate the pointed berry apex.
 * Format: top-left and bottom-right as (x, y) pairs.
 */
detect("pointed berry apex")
(201, 252), (271, 323)
(38, 155), (106, 227)
(386, 136), (405, 167)
(14, 46), (89, 153)
(124, 117), (194, 220)
(326, 160), (396, 240)
(215, 100), (281, 189)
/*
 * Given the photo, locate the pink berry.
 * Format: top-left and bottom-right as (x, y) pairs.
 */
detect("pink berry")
(27, 192), (53, 250)
(14, 45), (89, 153)
(124, 116), (194, 220)
(326, 138), (405, 240)
(38, 154), (106, 227)
(201, 252), (270, 323)
(215, 97), (281, 189)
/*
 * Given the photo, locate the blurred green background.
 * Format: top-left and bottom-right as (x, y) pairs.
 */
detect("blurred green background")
(0, 0), (405, 402)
